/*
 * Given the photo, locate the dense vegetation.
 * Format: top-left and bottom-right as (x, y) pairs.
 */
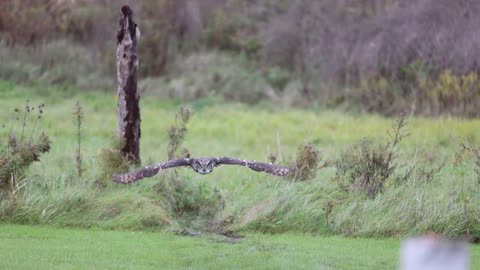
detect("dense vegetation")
(1, 0), (480, 117)
(1, 81), (479, 241)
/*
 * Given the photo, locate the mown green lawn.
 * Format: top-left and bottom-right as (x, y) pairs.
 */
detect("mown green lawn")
(0, 224), (399, 270)
(2, 225), (479, 270)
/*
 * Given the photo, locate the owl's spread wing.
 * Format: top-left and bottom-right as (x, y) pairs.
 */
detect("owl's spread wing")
(113, 158), (191, 184)
(214, 157), (291, 176)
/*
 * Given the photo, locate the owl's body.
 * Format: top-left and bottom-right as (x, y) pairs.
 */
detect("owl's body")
(113, 157), (291, 184)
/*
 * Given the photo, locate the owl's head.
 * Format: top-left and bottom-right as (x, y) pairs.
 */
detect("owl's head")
(191, 158), (216, 174)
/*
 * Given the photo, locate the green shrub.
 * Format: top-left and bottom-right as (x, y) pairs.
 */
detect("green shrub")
(0, 102), (50, 194)
(334, 115), (408, 198)
(291, 143), (319, 181)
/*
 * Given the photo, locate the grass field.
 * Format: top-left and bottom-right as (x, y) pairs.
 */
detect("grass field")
(2, 225), (479, 270)
(2, 2), (480, 268)
(1, 80), (479, 239)
(3, 224), (476, 270)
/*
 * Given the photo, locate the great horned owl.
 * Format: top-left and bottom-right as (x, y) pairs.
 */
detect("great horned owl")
(114, 157), (291, 184)
(191, 158), (216, 174)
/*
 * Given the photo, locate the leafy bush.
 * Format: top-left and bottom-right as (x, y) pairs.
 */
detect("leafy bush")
(291, 143), (319, 181)
(0, 102), (50, 193)
(335, 115), (408, 198)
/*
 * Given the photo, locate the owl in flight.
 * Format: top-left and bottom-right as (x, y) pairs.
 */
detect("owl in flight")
(113, 157), (291, 184)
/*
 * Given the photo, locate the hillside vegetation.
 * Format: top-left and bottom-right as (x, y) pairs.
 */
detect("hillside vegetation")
(1, 0), (480, 117)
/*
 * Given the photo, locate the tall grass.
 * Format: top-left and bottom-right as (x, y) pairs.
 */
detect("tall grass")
(0, 81), (479, 240)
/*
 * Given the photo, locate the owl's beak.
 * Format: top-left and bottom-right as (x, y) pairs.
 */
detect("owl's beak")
(199, 168), (211, 174)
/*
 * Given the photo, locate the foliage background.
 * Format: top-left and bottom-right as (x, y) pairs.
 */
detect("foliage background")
(1, 0), (480, 116)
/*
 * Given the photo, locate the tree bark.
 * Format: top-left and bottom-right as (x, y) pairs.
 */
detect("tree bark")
(116, 5), (141, 164)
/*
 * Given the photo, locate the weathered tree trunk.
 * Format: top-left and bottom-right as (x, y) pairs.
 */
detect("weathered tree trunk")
(116, 5), (141, 164)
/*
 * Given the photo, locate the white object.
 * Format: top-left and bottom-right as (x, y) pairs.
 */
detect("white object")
(400, 237), (469, 270)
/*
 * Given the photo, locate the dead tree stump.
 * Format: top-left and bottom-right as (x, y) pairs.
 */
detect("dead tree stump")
(116, 5), (141, 164)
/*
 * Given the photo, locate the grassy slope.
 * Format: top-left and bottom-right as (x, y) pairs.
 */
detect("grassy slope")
(0, 80), (479, 237)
